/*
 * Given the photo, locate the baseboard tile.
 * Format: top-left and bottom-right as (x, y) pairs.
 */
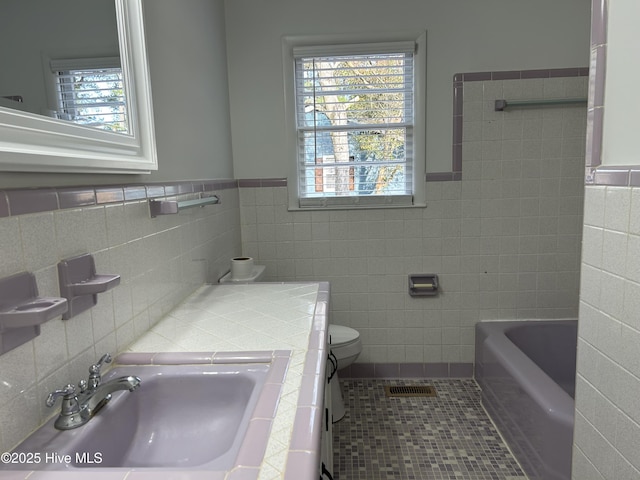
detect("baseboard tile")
(339, 362), (474, 379)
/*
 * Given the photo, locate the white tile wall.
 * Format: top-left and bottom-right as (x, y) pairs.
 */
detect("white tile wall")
(573, 185), (640, 479)
(0, 189), (241, 452)
(240, 76), (587, 366)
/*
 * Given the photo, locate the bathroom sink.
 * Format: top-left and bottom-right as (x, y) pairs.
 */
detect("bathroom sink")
(9, 363), (269, 470)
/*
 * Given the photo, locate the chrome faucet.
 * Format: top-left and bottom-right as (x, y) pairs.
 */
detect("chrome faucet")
(46, 353), (141, 430)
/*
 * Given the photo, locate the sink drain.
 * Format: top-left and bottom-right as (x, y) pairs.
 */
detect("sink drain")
(384, 385), (437, 397)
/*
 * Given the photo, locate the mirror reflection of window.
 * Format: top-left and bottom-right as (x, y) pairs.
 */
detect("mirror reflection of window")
(0, 0), (158, 174)
(0, 0), (122, 129)
(50, 57), (128, 133)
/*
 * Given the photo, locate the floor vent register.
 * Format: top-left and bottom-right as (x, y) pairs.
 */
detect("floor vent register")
(384, 385), (437, 397)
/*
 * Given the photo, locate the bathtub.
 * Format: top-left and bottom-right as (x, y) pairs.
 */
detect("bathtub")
(475, 319), (578, 480)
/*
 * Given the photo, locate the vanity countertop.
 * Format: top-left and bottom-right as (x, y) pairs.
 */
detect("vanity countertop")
(8, 282), (329, 480)
(122, 281), (330, 480)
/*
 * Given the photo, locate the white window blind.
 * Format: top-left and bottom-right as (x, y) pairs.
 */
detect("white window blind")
(50, 57), (129, 134)
(294, 42), (415, 208)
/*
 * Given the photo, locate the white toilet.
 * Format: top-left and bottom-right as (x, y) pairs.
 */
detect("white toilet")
(219, 263), (362, 422)
(328, 324), (362, 422)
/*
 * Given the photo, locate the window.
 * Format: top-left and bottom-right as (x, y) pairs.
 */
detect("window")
(50, 57), (129, 134)
(284, 35), (426, 209)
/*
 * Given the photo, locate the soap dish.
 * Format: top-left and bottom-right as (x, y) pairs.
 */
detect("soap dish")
(65, 274), (121, 297)
(58, 254), (120, 320)
(0, 272), (69, 355)
(0, 297), (68, 329)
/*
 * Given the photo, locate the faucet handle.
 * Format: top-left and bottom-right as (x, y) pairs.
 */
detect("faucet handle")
(89, 353), (112, 375)
(88, 353), (112, 390)
(46, 384), (76, 408)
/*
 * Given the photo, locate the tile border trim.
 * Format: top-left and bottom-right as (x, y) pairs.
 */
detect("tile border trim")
(339, 362), (474, 379)
(0, 179), (238, 218)
(238, 178), (287, 188)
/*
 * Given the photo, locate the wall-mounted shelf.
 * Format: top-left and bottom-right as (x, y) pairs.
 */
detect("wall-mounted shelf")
(0, 272), (68, 355)
(494, 98), (588, 111)
(149, 194), (220, 218)
(58, 254), (120, 320)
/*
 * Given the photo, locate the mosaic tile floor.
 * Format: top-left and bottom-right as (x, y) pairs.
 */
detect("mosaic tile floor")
(332, 378), (528, 480)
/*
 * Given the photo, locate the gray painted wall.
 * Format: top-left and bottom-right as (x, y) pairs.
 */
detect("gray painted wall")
(224, 0), (591, 178)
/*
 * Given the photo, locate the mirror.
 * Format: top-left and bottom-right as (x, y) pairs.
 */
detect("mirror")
(0, 0), (121, 127)
(0, 0), (157, 174)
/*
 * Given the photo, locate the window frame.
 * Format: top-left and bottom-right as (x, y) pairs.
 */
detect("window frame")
(282, 32), (427, 211)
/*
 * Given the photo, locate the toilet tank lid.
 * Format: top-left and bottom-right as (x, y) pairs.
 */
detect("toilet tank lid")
(329, 325), (360, 344)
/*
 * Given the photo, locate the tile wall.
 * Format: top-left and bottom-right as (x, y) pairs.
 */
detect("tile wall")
(572, 185), (640, 478)
(0, 182), (241, 452)
(571, 0), (640, 477)
(239, 73), (587, 370)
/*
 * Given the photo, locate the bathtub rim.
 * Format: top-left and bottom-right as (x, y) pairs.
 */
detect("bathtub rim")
(476, 319), (577, 425)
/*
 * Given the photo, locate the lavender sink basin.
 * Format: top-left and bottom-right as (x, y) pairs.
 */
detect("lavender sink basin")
(10, 363), (269, 470)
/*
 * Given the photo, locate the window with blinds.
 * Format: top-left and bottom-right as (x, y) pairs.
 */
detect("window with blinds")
(293, 42), (416, 208)
(51, 57), (129, 134)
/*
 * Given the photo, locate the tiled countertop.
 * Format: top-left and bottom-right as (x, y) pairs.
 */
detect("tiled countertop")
(8, 282), (329, 480)
(123, 281), (330, 480)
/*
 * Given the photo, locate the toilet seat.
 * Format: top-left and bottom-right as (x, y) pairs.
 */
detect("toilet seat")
(329, 324), (359, 344)
(329, 325), (361, 362)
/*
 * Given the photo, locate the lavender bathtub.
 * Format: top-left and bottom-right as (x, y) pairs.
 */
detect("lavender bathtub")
(475, 320), (578, 480)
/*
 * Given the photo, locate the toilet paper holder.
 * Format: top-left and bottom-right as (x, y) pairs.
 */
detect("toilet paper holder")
(408, 274), (439, 297)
